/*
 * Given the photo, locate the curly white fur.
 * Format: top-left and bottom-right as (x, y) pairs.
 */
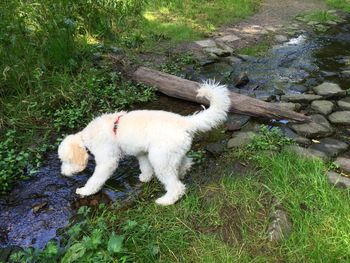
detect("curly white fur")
(58, 81), (230, 205)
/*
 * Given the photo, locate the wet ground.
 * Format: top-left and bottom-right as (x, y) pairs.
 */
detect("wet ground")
(1, 16), (350, 251)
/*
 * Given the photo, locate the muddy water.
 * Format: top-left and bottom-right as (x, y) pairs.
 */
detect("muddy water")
(1, 17), (350, 251)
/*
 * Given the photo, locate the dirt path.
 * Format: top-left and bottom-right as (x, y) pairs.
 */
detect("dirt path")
(240, 0), (327, 26)
(190, 0), (328, 56)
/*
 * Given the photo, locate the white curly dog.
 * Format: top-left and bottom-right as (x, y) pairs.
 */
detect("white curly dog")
(58, 81), (230, 205)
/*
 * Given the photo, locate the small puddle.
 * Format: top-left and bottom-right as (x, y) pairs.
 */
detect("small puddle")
(1, 16), (350, 251)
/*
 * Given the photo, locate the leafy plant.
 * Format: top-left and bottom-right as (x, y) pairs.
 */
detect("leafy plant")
(248, 125), (293, 152)
(159, 53), (196, 77)
(188, 149), (206, 165)
(0, 130), (51, 193)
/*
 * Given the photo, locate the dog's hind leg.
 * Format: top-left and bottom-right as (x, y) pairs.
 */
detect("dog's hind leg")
(149, 150), (186, 206)
(179, 156), (193, 180)
(137, 154), (154, 183)
(154, 168), (186, 206)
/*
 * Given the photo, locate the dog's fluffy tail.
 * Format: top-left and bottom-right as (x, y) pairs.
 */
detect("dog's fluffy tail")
(187, 80), (230, 133)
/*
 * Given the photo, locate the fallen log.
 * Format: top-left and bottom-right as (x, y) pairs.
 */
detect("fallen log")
(111, 56), (310, 123)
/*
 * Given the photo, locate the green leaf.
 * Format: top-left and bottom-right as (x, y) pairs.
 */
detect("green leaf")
(107, 232), (124, 254)
(61, 243), (86, 263)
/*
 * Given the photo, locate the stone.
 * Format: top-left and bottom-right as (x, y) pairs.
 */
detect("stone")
(338, 97), (350, 110)
(327, 171), (350, 189)
(207, 53), (219, 60)
(321, 71), (337, 77)
(268, 209), (292, 243)
(334, 157), (350, 174)
(92, 52), (102, 65)
(294, 136), (312, 146)
(216, 42), (234, 53)
(285, 145), (330, 161)
(92, 52), (102, 60)
(200, 62), (233, 81)
(312, 82), (346, 98)
(309, 138), (348, 158)
(222, 56), (242, 65)
(215, 34), (240, 43)
(326, 21), (338, 25)
(237, 54), (256, 62)
(227, 131), (256, 148)
(32, 202), (48, 213)
(281, 94), (322, 103)
(337, 56), (350, 64)
(310, 100), (334, 115)
(205, 142), (225, 156)
(289, 84), (308, 93)
(197, 58), (218, 67)
(204, 47), (231, 57)
(341, 70), (350, 77)
(275, 35), (288, 43)
(328, 111), (350, 125)
(291, 114), (334, 138)
(280, 127), (310, 146)
(110, 46), (123, 54)
(225, 113), (251, 131)
(307, 21), (320, 26)
(266, 26), (279, 32)
(195, 39), (217, 48)
(240, 122), (261, 132)
(258, 94), (277, 102)
(235, 72), (249, 88)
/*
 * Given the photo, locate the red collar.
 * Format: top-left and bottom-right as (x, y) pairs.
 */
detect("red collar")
(113, 115), (123, 135)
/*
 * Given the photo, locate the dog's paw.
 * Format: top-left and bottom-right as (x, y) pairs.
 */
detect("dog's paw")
(139, 173), (152, 183)
(155, 196), (176, 206)
(76, 187), (94, 196)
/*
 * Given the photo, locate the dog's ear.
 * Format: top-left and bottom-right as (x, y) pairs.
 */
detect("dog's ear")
(58, 134), (88, 167)
(70, 138), (88, 167)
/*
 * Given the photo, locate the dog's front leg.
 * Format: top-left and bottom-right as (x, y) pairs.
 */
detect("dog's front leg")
(76, 158), (118, 196)
(137, 154), (154, 182)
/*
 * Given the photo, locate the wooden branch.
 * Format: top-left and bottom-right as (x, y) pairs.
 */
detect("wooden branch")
(131, 66), (310, 123)
(109, 54), (309, 123)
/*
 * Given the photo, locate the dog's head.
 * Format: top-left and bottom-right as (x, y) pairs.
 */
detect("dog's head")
(58, 134), (88, 176)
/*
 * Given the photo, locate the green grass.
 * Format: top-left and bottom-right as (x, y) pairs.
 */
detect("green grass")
(326, 0), (350, 12)
(238, 41), (270, 57)
(13, 128), (350, 262)
(141, 0), (261, 48)
(296, 10), (341, 24)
